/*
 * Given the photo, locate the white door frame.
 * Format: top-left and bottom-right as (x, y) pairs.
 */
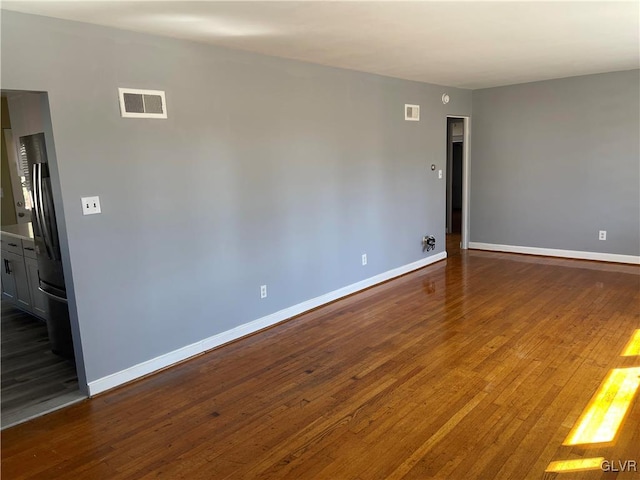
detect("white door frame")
(446, 115), (471, 249)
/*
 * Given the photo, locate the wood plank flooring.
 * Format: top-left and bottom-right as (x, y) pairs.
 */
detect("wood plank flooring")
(2, 249), (639, 479)
(1, 302), (81, 429)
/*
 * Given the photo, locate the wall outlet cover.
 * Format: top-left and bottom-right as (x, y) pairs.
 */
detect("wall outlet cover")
(81, 196), (101, 215)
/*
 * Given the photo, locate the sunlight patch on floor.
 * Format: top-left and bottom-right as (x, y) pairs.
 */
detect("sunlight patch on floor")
(621, 329), (640, 356)
(545, 457), (605, 473)
(563, 367), (640, 446)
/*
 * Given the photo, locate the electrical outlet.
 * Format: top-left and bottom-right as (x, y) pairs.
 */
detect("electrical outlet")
(362, 253), (367, 266)
(81, 196), (101, 215)
(599, 230), (607, 241)
(438, 169), (443, 179)
(260, 285), (267, 299)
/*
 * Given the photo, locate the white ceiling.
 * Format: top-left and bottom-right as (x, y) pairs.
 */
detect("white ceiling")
(2, 1), (639, 89)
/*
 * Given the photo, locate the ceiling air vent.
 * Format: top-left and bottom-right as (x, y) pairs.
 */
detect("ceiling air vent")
(405, 104), (420, 121)
(118, 88), (167, 119)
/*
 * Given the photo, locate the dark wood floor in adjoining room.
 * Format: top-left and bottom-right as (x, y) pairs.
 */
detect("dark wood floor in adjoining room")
(1, 302), (80, 429)
(2, 250), (639, 479)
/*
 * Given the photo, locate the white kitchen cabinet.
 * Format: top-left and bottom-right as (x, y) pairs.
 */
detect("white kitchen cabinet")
(1, 232), (50, 321)
(1, 249), (32, 312)
(1, 250), (18, 302)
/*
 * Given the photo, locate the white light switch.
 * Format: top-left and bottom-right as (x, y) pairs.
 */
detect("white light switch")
(438, 169), (443, 179)
(81, 196), (101, 215)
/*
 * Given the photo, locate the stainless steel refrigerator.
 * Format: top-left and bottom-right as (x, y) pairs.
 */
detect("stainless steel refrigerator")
(20, 133), (74, 359)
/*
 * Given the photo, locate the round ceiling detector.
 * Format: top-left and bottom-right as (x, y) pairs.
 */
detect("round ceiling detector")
(442, 94), (450, 105)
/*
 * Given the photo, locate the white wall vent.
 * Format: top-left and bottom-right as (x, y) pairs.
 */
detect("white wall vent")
(405, 104), (420, 121)
(118, 88), (167, 119)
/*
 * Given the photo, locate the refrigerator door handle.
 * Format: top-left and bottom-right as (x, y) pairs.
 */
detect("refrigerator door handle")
(38, 286), (68, 304)
(32, 164), (43, 238)
(34, 164), (54, 259)
(42, 180), (60, 260)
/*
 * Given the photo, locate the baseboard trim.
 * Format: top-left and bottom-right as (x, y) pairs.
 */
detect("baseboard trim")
(88, 251), (447, 396)
(468, 242), (640, 265)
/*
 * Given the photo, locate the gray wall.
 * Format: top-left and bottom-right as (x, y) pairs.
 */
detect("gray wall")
(471, 70), (640, 256)
(6, 92), (46, 140)
(1, 11), (471, 384)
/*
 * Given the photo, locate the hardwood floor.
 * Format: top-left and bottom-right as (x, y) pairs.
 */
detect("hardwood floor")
(446, 233), (461, 258)
(2, 251), (639, 479)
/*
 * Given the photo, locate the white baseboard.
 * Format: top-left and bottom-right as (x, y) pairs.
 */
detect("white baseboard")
(88, 251), (447, 396)
(468, 242), (640, 265)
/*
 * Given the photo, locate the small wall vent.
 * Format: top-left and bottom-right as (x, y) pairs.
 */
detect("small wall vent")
(405, 104), (420, 121)
(118, 88), (167, 119)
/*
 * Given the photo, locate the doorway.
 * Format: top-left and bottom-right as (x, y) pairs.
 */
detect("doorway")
(1, 92), (85, 429)
(446, 116), (470, 254)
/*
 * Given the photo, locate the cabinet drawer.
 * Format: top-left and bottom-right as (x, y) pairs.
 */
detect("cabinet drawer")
(22, 239), (37, 259)
(0, 234), (24, 255)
